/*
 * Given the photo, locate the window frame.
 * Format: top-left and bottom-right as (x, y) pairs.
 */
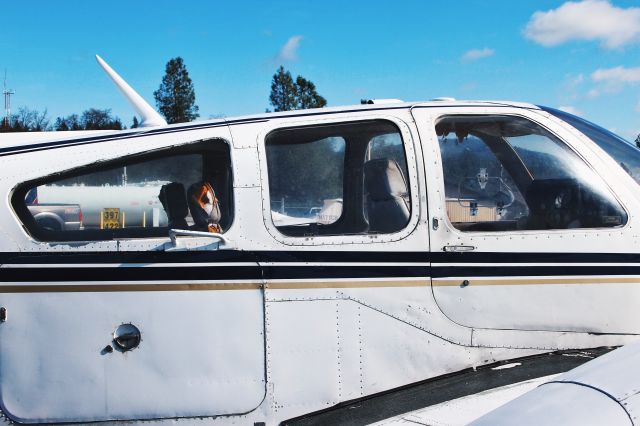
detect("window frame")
(431, 112), (630, 235)
(258, 115), (421, 246)
(11, 139), (233, 242)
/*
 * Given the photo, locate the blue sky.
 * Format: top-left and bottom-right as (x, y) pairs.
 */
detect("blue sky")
(1, 0), (639, 139)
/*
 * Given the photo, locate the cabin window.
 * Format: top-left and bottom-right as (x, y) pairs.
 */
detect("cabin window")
(14, 140), (233, 241)
(436, 115), (627, 232)
(541, 105), (640, 186)
(266, 120), (411, 236)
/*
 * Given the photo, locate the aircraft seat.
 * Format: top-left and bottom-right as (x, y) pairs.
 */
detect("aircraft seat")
(158, 182), (189, 229)
(364, 158), (410, 233)
(187, 181), (222, 233)
(525, 178), (581, 229)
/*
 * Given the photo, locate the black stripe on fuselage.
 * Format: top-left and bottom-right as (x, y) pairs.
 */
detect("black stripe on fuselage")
(1, 251), (640, 283)
(2, 250), (640, 264)
(0, 265), (429, 283)
(431, 265), (640, 278)
(0, 264), (636, 283)
(0, 266), (262, 283)
(430, 251), (640, 264)
(260, 265), (429, 280)
(0, 250), (427, 265)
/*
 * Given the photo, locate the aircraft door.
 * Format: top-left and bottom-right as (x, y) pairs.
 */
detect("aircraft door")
(255, 114), (428, 408)
(412, 106), (640, 335)
(0, 133), (266, 423)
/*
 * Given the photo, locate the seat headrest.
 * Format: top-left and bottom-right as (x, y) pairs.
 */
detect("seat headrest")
(526, 178), (578, 212)
(364, 159), (408, 201)
(158, 182), (189, 220)
(187, 181), (221, 229)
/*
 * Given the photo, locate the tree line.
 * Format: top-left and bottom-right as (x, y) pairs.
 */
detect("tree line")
(0, 58), (326, 132)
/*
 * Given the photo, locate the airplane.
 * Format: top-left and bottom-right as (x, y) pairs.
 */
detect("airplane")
(0, 55), (639, 425)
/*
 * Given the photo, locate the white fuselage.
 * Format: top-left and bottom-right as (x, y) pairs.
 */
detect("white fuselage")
(0, 100), (639, 425)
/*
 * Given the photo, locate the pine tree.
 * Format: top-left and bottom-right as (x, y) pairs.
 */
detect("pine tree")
(269, 66), (326, 112)
(295, 76), (326, 110)
(269, 66), (297, 112)
(59, 114), (81, 131)
(154, 57), (199, 124)
(131, 116), (139, 128)
(54, 117), (69, 131)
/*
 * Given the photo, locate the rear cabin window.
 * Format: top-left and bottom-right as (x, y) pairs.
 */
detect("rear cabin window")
(266, 120), (411, 237)
(436, 115), (627, 232)
(15, 141), (233, 241)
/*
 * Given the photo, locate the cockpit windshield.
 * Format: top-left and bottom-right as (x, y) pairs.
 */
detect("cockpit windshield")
(541, 106), (640, 185)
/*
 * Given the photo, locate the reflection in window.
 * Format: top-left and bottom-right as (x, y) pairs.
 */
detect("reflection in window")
(542, 106), (640, 185)
(266, 120), (411, 236)
(27, 154), (202, 232)
(268, 136), (345, 227)
(18, 142), (233, 241)
(436, 115), (626, 232)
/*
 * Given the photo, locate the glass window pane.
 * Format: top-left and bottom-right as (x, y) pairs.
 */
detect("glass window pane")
(436, 115), (627, 231)
(541, 106), (640, 185)
(267, 136), (345, 227)
(266, 120), (411, 236)
(18, 142), (232, 241)
(368, 132), (409, 179)
(27, 154), (202, 233)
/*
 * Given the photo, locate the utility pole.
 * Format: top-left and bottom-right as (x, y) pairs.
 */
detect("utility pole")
(3, 70), (15, 128)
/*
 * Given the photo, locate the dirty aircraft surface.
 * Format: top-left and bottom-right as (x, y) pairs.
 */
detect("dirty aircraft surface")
(0, 56), (639, 425)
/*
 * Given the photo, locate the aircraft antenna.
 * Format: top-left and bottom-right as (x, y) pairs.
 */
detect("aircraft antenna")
(95, 55), (167, 128)
(3, 70), (15, 128)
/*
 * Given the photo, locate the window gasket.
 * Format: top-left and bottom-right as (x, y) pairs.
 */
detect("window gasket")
(11, 139), (232, 243)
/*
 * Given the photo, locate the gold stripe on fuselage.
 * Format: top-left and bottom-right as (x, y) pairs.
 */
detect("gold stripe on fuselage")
(0, 277), (638, 293)
(265, 279), (429, 290)
(0, 279), (429, 293)
(0, 282), (263, 293)
(432, 277), (640, 286)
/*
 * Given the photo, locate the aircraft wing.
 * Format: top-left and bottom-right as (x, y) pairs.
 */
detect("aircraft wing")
(367, 342), (640, 426)
(469, 340), (640, 425)
(282, 347), (616, 425)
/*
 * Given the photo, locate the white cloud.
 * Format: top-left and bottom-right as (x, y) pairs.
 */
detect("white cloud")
(276, 35), (303, 62)
(558, 105), (583, 116)
(524, 0), (640, 49)
(586, 66), (640, 96)
(586, 88), (601, 98)
(461, 48), (495, 62)
(591, 66), (640, 84)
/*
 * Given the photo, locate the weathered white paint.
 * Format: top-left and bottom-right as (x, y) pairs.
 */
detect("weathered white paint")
(0, 100), (639, 425)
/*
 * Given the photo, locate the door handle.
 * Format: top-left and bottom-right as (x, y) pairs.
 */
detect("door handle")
(443, 245), (475, 252)
(167, 229), (231, 250)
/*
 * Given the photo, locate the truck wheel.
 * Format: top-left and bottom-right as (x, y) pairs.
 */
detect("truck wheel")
(36, 217), (62, 232)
